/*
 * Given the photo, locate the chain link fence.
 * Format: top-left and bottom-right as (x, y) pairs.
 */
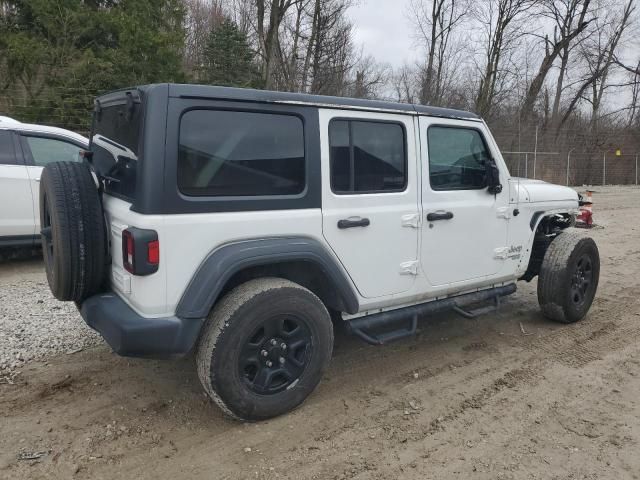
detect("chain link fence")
(502, 151), (640, 186)
(492, 120), (640, 186)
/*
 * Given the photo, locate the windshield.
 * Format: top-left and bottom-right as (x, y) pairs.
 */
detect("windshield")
(90, 92), (143, 201)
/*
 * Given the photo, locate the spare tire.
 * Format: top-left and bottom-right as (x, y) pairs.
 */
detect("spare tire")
(39, 161), (107, 302)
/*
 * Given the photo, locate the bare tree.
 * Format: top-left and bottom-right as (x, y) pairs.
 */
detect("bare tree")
(392, 64), (419, 103)
(409, 0), (467, 105)
(627, 62), (640, 126)
(519, 0), (594, 122)
(229, 0), (255, 34)
(183, 0), (225, 80)
(276, 0), (310, 91)
(348, 55), (389, 99)
(614, 57), (640, 126)
(256, 0), (301, 89)
(583, 0), (635, 130)
(472, 0), (538, 118)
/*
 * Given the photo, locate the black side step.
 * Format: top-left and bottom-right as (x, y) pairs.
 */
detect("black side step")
(453, 295), (502, 319)
(345, 284), (516, 345)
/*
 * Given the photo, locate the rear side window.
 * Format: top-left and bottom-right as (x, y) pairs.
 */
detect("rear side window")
(428, 126), (490, 190)
(0, 130), (18, 165)
(329, 120), (406, 194)
(23, 136), (83, 166)
(178, 110), (305, 197)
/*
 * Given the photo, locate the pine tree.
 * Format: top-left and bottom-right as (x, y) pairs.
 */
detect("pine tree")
(202, 19), (257, 88)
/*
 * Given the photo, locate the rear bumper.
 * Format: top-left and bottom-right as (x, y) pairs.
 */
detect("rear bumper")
(79, 293), (204, 358)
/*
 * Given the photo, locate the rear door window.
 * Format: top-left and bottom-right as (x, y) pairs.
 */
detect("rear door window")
(22, 136), (83, 166)
(178, 110), (305, 197)
(0, 130), (18, 165)
(329, 120), (406, 194)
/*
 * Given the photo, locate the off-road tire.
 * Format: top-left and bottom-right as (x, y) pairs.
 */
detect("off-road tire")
(39, 161), (106, 302)
(196, 278), (333, 421)
(537, 228), (600, 323)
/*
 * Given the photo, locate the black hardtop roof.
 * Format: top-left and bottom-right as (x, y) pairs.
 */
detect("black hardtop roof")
(100, 83), (481, 120)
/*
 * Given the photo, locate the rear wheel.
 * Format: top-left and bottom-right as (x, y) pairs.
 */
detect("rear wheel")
(537, 228), (600, 323)
(196, 278), (333, 421)
(39, 161), (106, 302)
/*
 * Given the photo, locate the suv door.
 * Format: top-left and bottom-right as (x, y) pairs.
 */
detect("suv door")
(19, 134), (85, 232)
(419, 118), (509, 286)
(0, 130), (35, 240)
(320, 110), (420, 298)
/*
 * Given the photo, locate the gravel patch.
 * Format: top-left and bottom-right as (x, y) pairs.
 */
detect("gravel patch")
(0, 277), (100, 384)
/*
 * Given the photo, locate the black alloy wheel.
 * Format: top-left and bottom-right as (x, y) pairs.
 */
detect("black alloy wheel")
(239, 314), (313, 395)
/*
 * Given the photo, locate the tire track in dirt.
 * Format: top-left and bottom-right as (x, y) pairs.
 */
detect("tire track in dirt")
(522, 295), (640, 368)
(272, 295), (640, 478)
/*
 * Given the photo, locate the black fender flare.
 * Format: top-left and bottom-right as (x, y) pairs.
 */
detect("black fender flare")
(175, 237), (360, 319)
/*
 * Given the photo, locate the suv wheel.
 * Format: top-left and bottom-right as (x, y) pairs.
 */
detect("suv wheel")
(537, 228), (600, 323)
(196, 278), (334, 421)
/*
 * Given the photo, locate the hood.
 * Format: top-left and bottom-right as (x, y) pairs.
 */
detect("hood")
(510, 178), (578, 203)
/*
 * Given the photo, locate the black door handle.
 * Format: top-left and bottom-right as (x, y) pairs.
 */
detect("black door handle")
(338, 217), (370, 229)
(426, 211), (454, 222)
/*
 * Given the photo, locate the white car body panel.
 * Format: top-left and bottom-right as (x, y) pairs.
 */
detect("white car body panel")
(104, 195), (330, 318)
(514, 177), (578, 203)
(0, 163), (35, 237)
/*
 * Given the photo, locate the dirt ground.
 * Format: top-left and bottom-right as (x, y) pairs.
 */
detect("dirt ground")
(2, 186), (640, 480)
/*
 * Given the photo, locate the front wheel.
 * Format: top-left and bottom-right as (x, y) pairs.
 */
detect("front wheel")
(196, 278), (334, 421)
(537, 228), (600, 323)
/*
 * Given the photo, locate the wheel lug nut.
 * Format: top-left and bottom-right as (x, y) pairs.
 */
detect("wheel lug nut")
(261, 350), (268, 357)
(279, 357), (285, 365)
(266, 360), (273, 367)
(281, 343), (287, 350)
(270, 339), (277, 346)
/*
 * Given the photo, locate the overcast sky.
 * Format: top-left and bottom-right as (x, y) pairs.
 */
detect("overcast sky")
(348, 0), (420, 68)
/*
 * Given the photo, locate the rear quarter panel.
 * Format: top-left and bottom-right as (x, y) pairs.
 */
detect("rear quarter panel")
(104, 195), (325, 318)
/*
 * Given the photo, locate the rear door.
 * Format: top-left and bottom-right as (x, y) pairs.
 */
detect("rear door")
(0, 130), (35, 239)
(19, 134), (85, 232)
(419, 118), (509, 286)
(320, 109), (420, 299)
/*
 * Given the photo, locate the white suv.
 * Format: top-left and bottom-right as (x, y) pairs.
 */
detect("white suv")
(0, 116), (88, 247)
(37, 85), (599, 421)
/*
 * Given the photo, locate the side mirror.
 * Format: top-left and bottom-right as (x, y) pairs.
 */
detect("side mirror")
(486, 159), (502, 194)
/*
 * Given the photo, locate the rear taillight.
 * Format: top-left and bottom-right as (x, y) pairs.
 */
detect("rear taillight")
(122, 228), (159, 276)
(147, 240), (160, 265)
(123, 230), (135, 272)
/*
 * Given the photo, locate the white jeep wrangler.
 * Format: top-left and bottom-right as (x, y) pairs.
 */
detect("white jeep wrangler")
(39, 84), (599, 421)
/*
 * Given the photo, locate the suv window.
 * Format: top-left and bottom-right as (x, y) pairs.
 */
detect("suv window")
(0, 130), (18, 165)
(428, 126), (490, 190)
(23, 136), (83, 166)
(91, 96), (143, 202)
(178, 110), (305, 197)
(329, 120), (406, 194)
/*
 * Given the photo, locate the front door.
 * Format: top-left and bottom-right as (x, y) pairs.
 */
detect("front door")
(419, 118), (509, 287)
(320, 110), (420, 299)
